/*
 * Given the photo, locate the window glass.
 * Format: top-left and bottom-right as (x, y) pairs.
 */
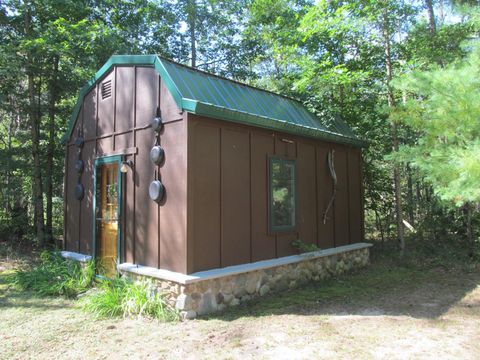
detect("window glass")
(269, 158), (296, 232)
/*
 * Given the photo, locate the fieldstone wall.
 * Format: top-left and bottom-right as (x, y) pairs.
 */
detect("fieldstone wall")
(122, 247), (370, 320)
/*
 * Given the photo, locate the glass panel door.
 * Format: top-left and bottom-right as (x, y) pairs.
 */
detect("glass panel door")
(96, 163), (119, 277)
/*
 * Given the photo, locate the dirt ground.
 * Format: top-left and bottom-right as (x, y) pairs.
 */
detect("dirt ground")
(1, 245), (479, 360)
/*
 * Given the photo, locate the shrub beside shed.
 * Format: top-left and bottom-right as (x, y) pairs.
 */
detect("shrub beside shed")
(62, 55), (371, 317)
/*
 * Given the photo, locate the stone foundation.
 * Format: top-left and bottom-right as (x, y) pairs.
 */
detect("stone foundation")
(118, 243), (372, 319)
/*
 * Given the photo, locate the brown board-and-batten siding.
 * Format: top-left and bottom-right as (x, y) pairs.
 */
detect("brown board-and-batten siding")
(64, 65), (188, 274)
(187, 114), (363, 273)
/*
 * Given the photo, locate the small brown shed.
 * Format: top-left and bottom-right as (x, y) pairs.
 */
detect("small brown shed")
(62, 55), (366, 280)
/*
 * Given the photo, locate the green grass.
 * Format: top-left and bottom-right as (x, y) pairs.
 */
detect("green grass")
(5, 249), (178, 321)
(216, 263), (426, 319)
(81, 277), (179, 321)
(12, 251), (95, 298)
(214, 238), (479, 320)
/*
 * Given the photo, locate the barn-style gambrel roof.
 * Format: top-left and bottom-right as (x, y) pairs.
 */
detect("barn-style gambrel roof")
(63, 55), (366, 147)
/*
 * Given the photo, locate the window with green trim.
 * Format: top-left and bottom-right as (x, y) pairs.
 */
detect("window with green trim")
(269, 157), (297, 232)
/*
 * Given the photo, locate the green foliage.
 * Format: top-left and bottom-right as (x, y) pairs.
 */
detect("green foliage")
(13, 251), (95, 297)
(291, 239), (320, 253)
(0, 0), (478, 250)
(81, 277), (179, 321)
(392, 44), (480, 206)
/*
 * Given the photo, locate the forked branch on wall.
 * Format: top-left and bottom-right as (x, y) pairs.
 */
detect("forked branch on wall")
(323, 149), (337, 224)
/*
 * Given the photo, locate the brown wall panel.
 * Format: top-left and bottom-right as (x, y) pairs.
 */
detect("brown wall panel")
(191, 123), (221, 271)
(83, 89), (97, 140)
(96, 137), (112, 156)
(115, 67), (135, 134)
(65, 145), (80, 252)
(276, 233), (298, 257)
(97, 72), (114, 136)
(79, 141), (95, 255)
(136, 67), (158, 128)
(114, 132), (133, 150)
(316, 146), (335, 249)
(297, 142), (316, 247)
(68, 109), (84, 146)
(333, 148), (349, 246)
(65, 65), (190, 270)
(159, 120), (188, 273)
(251, 133), (275, 262)
(348, 149), (362, 244)
(221, 129), (251, 267)
(134, 129), (159, 267)
(188, 115), (364, 271)
(124, 153), (135, 264)
(160, 79), (181, 121)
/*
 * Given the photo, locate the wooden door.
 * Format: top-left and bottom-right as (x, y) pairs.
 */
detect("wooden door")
(96, 163), (119, 277)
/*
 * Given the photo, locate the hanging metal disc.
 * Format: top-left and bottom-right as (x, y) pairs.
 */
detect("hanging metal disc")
(74, 136), (84, 148)
(149, 180), (164, 203)
(75, 159), (84, 173)
(75, 184), (85, 201)
(151, 116), (163, 132)
(150, 146), (165, 165)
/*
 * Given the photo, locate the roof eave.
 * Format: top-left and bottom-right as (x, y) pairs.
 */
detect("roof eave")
(186, 100), (367, 148)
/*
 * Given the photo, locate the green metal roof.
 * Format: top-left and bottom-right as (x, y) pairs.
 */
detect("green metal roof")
(63, 55), (366, 147)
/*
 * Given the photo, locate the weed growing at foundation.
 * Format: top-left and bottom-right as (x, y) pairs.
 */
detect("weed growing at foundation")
(81, 277), (179, 321)
(291, 239), (320, 253)
(13, 251), (95, 297)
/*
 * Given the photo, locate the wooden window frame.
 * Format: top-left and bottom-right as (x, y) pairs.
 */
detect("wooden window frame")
(268, 156), (298, 234)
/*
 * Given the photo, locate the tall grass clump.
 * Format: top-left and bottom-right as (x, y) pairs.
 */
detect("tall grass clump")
(13, 251), (95, 297)
(81, 278), (179, 321)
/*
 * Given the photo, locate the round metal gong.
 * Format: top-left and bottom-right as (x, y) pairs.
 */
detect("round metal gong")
(75, 159), (84, 173)
(74, 136), (84, 148)
(149, 180), (164, 202)
(151, 116), (163, 132)
(150, 146), (165, 165)
(75, 184), (85, 201)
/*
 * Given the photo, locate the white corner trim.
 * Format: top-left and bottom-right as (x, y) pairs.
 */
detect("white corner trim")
(118, 263), (196, 284)
(60, 251), (92, 263)
(118, 242), (372, 285)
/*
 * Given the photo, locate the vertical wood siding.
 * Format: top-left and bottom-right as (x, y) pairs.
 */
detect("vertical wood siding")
(250, 133), (276, 262)
(221, 129), (251, 266)
(333, 147), (350, 247)
(191, 124), (221, 271)
(188, 115), (363, 273)
(64, 66), (188, 273)
(65, 144), (80, 251)
(316, 146), (335, 249)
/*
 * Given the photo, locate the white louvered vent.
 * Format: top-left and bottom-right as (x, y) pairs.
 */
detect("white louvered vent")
(101, 80), (112, 100)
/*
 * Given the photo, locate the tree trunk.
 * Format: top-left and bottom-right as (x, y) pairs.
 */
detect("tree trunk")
(5, 111), (14, 213)
(374, 206), (385, 246)
(25, 3), (45, 246)
(383, 10), (405, 252)
(28, 72), (45, 246)
(425, 0), (436, 35)
(188, 0), (197, 68)
(45, 56), (59, 246)
(407, 165), (415, 227)
(465, 203), (474, 257)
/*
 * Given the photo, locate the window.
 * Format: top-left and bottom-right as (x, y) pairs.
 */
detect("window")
(269, 157), (297, 232)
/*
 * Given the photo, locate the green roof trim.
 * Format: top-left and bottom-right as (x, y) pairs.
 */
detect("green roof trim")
(63, 55), (366, 147)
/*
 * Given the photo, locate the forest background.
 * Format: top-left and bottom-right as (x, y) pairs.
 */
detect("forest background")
(0, 0), (479, 255)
